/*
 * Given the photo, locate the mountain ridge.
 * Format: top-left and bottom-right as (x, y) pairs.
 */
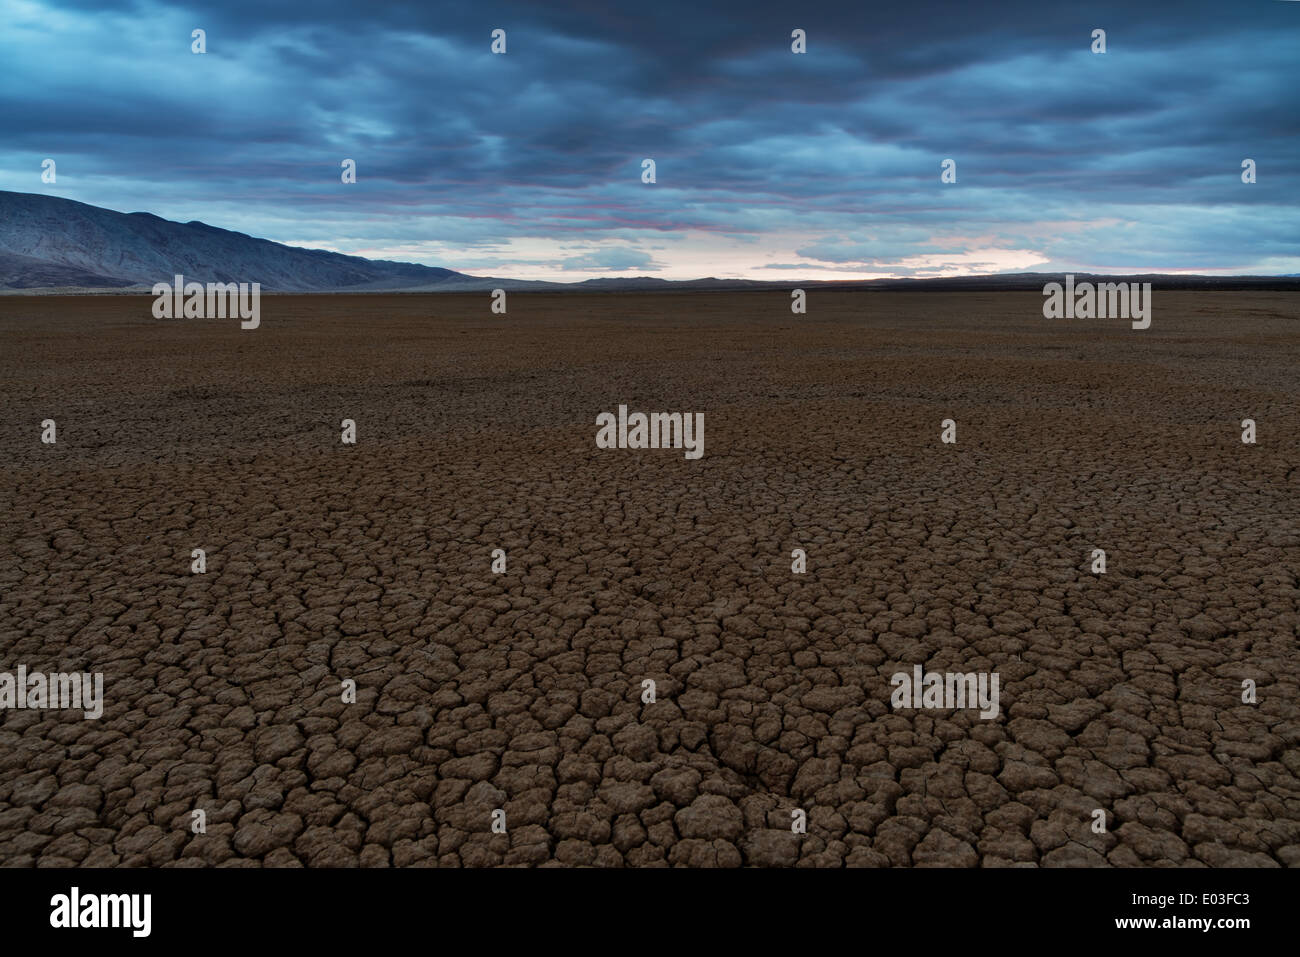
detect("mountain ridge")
(3, 190), (1298, 293)
(0, 190), (468, 292)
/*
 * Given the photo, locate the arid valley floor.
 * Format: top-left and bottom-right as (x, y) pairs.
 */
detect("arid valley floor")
(1, 290), (1297, 867)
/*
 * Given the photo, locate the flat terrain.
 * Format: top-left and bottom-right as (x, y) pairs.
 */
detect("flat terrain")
(0, 290), (1297, 867)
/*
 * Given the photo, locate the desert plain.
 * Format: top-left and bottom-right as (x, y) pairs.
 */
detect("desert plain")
(0, 290), (1297, 867)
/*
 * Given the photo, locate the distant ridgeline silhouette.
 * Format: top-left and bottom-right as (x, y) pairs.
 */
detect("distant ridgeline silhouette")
(1, 191), (1297, 293)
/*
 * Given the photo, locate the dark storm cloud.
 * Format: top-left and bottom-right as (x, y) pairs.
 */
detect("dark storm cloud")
(2, 0), (1297, 277)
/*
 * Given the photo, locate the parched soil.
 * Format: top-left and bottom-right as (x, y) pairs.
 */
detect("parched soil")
(0, 290), (1297, 867)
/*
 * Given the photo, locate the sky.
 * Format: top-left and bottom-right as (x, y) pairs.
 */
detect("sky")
(1, 0), (1297, 281)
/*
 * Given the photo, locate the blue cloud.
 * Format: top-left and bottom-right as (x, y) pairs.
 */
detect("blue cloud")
(1, 0), (1296, 279)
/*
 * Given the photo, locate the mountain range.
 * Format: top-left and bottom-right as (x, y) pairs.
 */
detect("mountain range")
(2, 190), (1297, 293)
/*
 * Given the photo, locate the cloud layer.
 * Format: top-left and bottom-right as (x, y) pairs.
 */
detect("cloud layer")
(2, 0), (1296, 279)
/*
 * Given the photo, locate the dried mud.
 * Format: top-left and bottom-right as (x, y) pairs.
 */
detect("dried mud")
(1, 291), (1297, 867)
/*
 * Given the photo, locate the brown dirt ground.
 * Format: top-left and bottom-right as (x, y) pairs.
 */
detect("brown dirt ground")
(0, 290), (1297, 867)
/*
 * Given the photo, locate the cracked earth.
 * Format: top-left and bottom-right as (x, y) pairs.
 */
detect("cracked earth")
(1, 290), (1297, 867)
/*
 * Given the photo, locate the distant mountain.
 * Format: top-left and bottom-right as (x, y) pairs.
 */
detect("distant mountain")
(0, 190), (470, 291)
(2, 190), (1298, 293)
